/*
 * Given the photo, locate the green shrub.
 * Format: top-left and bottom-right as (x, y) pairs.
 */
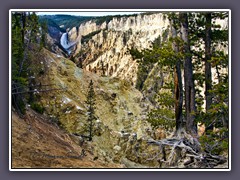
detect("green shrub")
(199, 128), (228, 155)
(147, 108), (175, 131)
(31, 102), (45, 114)
(146, 91), (175, 131)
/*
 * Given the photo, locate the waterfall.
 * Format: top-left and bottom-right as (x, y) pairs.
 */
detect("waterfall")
(60, 32), (76, 54)
(60, 33), (69, 49)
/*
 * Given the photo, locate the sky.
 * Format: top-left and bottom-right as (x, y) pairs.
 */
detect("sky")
(36, 11), (143, 17)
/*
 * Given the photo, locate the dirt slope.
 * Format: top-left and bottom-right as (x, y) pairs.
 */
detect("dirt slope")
(11, 109), (123, 168)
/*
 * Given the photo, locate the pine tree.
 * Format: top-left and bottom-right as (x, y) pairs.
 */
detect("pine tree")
(12, 12), (27, 115)
(188, 12), (229, 135)
(12, 11), (47, 115)
(206, 12), (229, 134)
(179, 12), (197, 135)
(170, 14), (183, 131)
(85, 80), (96, 141)
(40, 20), (48, 49)
(204, 12), (214, 132)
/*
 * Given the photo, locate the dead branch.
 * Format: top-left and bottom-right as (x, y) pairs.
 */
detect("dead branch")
(12, 87), (67, 95)
(12, 84), (55, 91)
(147, 130), (227, 168)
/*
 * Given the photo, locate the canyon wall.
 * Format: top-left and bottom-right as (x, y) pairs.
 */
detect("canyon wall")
(64, 13), (170, 84)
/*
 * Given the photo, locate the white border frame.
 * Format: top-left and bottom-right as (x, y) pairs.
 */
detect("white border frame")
(9, 9), (231, 171)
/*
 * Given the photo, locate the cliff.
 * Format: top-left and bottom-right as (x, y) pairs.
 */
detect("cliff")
(61, 13), (170, 85)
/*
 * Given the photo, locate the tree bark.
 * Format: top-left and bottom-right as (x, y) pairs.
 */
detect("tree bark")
(179, 13), (197, 135)
(205, 13), (213, 132)
(171, 20), (183, 131)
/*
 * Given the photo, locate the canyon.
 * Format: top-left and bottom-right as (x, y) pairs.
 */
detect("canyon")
(11, 12), (229, 169)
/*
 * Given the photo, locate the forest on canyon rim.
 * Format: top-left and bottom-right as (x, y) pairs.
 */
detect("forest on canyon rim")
(11, 11), (229, 169)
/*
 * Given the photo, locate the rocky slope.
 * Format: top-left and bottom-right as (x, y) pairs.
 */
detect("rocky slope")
(38, 49), (152, 132)
(12, 48), (169, 168)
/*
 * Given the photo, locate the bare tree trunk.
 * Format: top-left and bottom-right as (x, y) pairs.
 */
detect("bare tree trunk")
(205, 13), (213, 132)
(179, 13), (197, 135)
(171, 20), (183, 131)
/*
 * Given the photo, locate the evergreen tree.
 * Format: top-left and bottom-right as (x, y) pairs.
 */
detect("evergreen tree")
(12, 11), (47, 115)
(204, 13), (213, 132)
(40, 20), (48, 49)
(28, 12), (40, 43)
(85, 80), (96, 141)
(170, 14), (184, 131)
(208, 12), (229, 132)
(179, 12), (197, 135)
(12, 12), (27, 115)
(187, 12), (228, 136)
